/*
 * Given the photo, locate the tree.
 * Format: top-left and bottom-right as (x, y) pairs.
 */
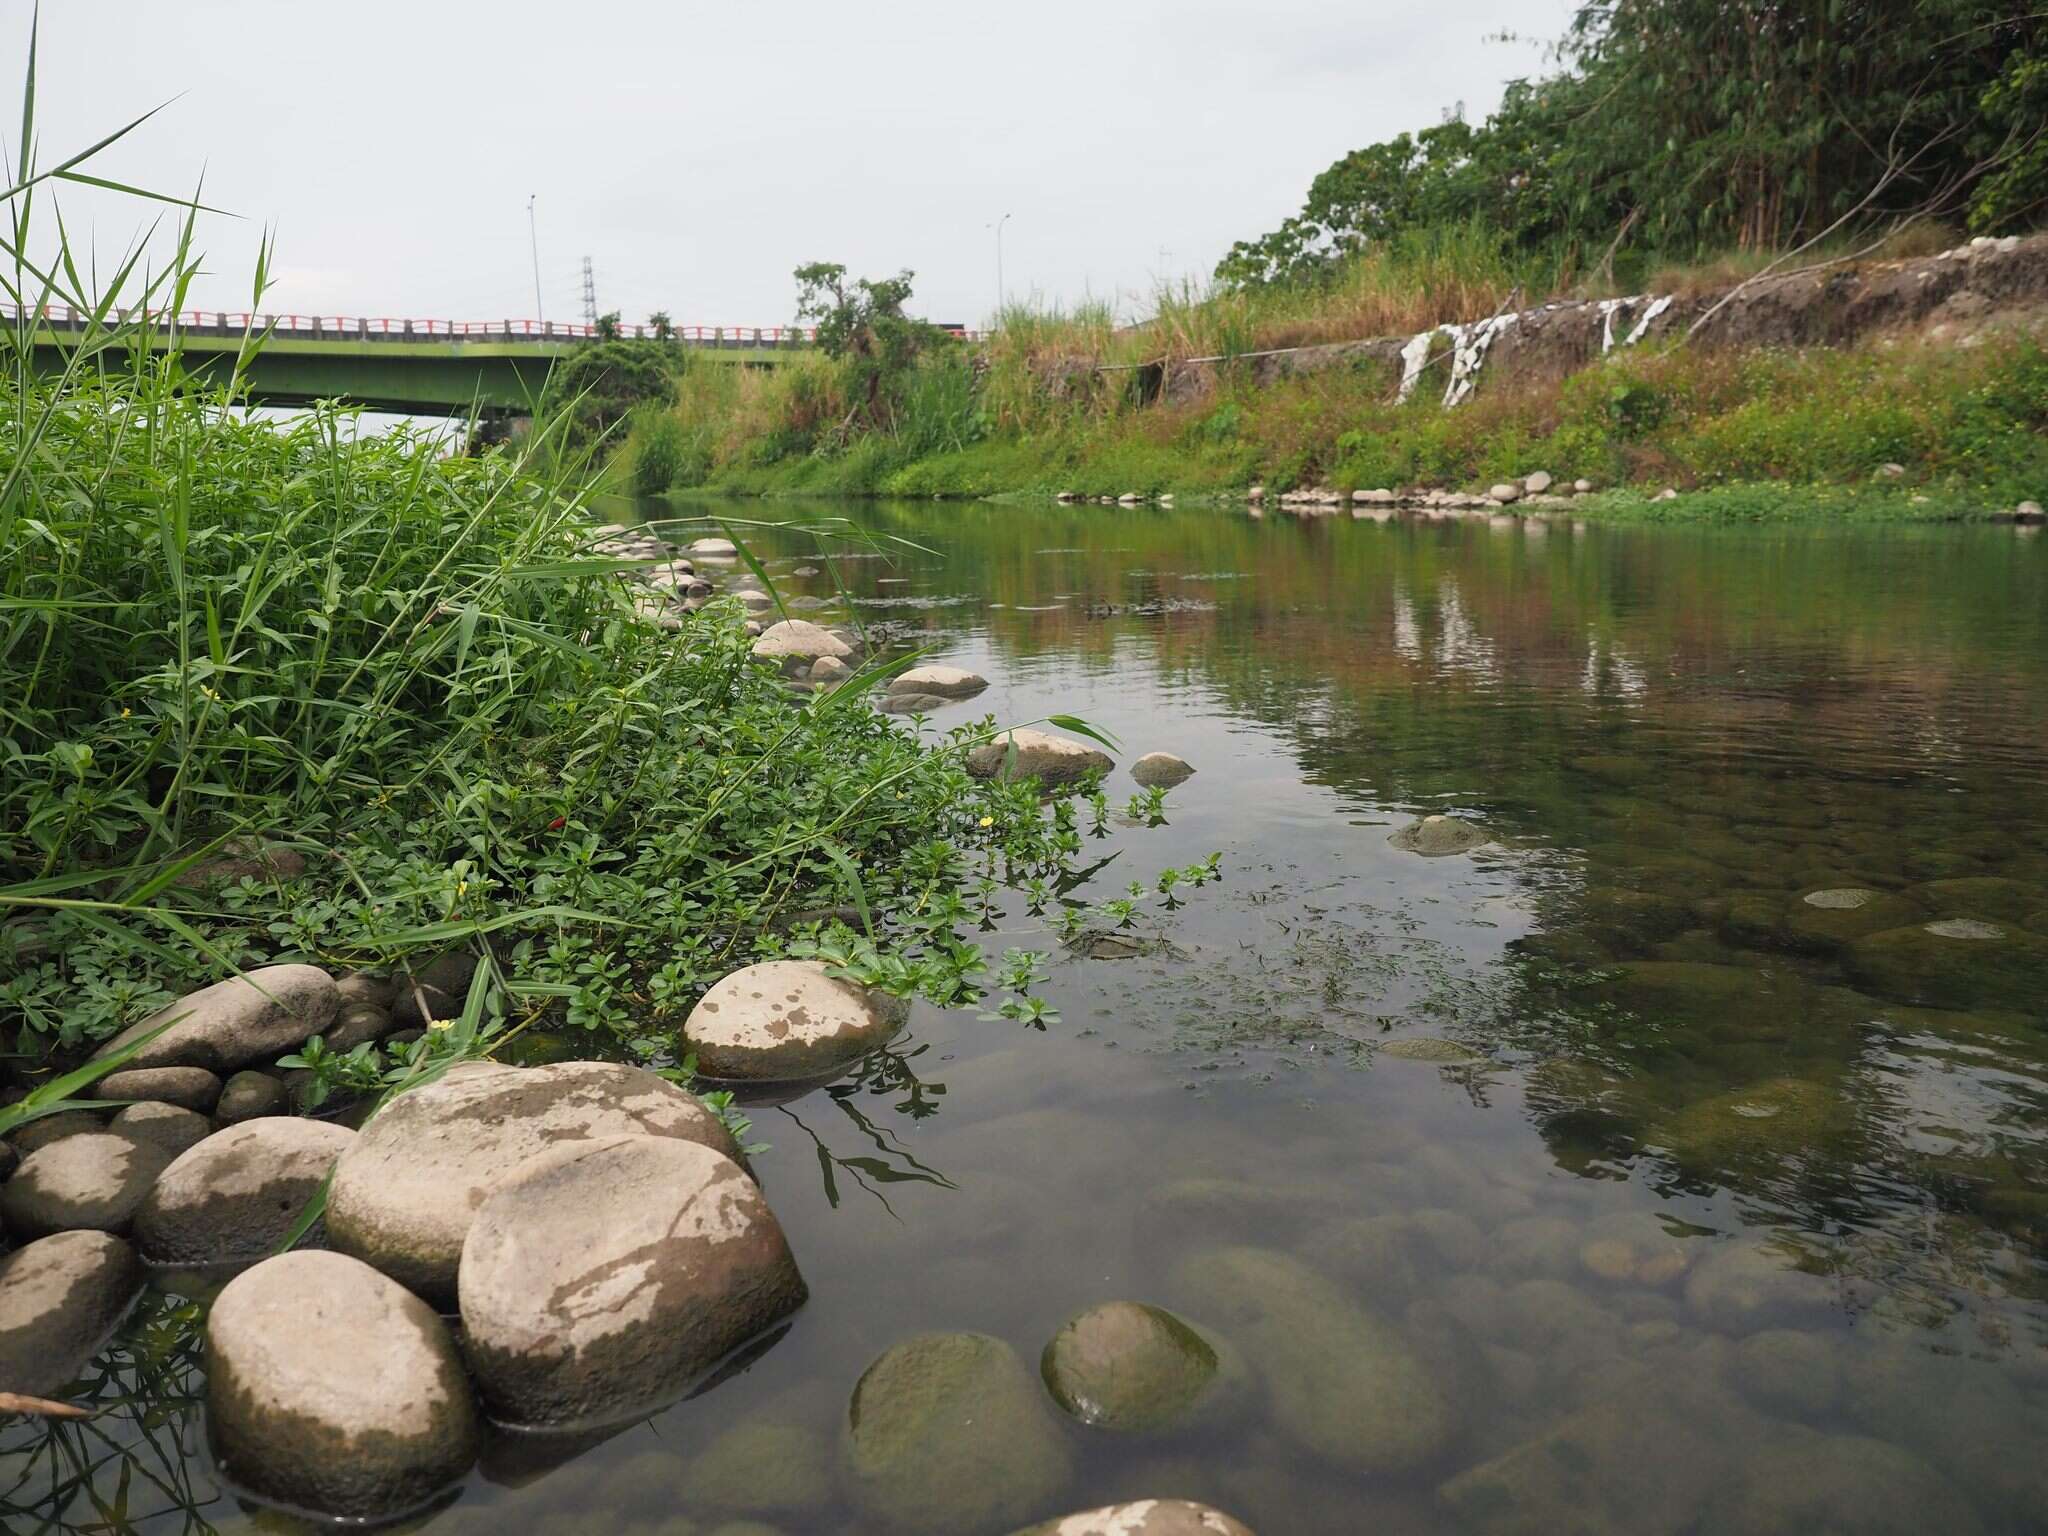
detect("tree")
(793, 262), (941, 428)
(648, 310), (675, 341)
(594, 311), (622, 342)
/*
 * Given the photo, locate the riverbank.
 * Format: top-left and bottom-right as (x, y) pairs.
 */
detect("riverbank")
(621, 238), (2048, 522)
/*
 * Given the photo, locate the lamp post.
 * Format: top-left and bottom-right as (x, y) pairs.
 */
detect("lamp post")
(527, 195), (545, 324)
(990, 211), (1012, 328)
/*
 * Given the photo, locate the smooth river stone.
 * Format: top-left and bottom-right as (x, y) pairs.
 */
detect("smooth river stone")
(215, 1069), (290, 1124)
(97, 1066), (223, 1113)
(326, 1061), (740, 1302)
(752, 619), (851, 668)
(92, 964), (338, 1074)
(889, 665), (989, 699)
(847, 1331), (1074, 1536)
(0, 1231), (144, 1397)
(458, 1135), (806, 1430)
(1129, 752), (1196, 790)
(1169, 1246), (1459, 1475)
(1844, 922), (2048, 1011)
(135, 1118), (355, 1266)
(0, 1132), (172, 1239)
(684, 959), (906, 1083)
(206, 1250), (482, 1521)
(1040, 1300), (1224, 1432)
(1007, 1503), (1257, 1536)
(108, 1101), (213, 1159)
(964, 728), (1114, 788)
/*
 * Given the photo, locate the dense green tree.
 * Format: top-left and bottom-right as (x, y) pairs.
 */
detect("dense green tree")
(1219, 2), (2046, 287)
(793, 261), (945, 429)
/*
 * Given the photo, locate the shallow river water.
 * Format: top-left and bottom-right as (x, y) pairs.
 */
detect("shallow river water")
(9, 498), (2048, 1535)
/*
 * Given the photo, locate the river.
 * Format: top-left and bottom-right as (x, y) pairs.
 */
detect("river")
(10, 497), (2048, 1534)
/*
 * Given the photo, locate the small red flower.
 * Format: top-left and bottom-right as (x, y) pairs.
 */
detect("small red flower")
(547, 816), (567, 831)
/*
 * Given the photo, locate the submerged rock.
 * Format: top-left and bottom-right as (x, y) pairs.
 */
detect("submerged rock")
(684, 959), (905, 1083)
(92, 965), (337, 1074)
(965, 728), (1113, 788)
(679, 1420), (836, 1518)
(207, 1250), (481, 1521)
(459, 1135), (805, 1429)
(0, 1230), (144, 1397)
(875, 691), (956, 715)
(1684, 1238), (1836, 1333)
(1732, 1329), (1840, 1418)
(1721, 886), (1922, 952)
(135, 1118), (355, 1266)
(1698, 1429), (1979, 1535)
(846, 1331), (1073, 1536)
(1845, 922), (2048, 1011)
(0, 1132), (171, 1239)
(810, 655), (852, 685)
(1389, 815), (1491, 856)
(97, 1066), (223, 1113)
(326, 1061), (738, 1300)
(1130, 752), (1196, 790)
(1040, 1300), (1226, 1433)
(1659, 1077), (1855, 1176)
(1169, 1246), (1458, 1475)
(890, 665), (990, 699)
(1007, 1503), (1257, 1536)
(1911, 876), (2045, 923)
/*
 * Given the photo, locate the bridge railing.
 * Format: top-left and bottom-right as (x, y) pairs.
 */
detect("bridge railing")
(6, 303), (989, 347)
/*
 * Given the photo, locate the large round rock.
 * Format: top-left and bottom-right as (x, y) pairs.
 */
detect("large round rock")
(0, 1132), (172, 1239)
(1009, 1504), (1256, 1536)
(0, 1231), (144, 1396)
(889, 665), (989, 700)
(965, 728), (1114, 788)
(1041, 1300), (1225, 1432)
(206, 1250), (482, 1521)
(135, 1119), (356, 1266)
(847, 1331), (1074, 1536)
(327, 1061), (740, 1301)
(93, 964), (337, 1074)
(97, 1066), (223, 1113)
(685, 960), (905, 1083)
(752, 619), (851, 670)
(1389, 815), (1491, 856)
(458, 1135), (806, 1429)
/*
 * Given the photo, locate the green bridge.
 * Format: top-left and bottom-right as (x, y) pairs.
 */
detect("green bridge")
(23, 311), (805, 416)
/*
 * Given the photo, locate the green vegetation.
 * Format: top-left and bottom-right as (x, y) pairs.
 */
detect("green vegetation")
(0, 67), (1173, 1098)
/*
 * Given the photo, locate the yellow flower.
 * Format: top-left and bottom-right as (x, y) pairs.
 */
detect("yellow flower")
(427, 1019), (453, 1032)
(456, 880), (469, 899)
(119, 707), (132, 718)
(979, 816), (995, 828)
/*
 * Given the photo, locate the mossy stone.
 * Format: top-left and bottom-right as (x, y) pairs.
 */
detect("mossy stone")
(1039, 1301), (1227, 1433)
(679, 1421), (833, 1518)
(1169, 1246), (1458, 1475)
(1732, 1329), (1840, 1418)
(846, 1332), (1072, 1536)
(1658, 1077), (1856, 1176)
(1911, 876), (2046, 923)
(1698, 1430), (1979, 1535)
(1844, 923), (2048, 1011)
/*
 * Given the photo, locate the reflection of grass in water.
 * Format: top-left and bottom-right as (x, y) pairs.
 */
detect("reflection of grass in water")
(0, 1293), (224, 1535)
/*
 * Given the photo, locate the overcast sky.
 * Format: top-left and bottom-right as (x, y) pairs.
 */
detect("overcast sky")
(17, 1), (1574, 331)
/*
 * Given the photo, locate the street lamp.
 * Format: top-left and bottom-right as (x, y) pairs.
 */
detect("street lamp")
(989, 212), (1012, 328)
(527, 195), (545, 324)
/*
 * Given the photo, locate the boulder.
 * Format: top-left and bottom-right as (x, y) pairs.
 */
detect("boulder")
(0, 1230), (144, 1396)
(1845, 922), (2048, 1012)
(97, 1066), (222, 1113)
(678, 1420), (836, 1518)
(1008, 1503), (1256, 1536)
(1169, 1246), (1458, 1474)
(752, 620), (850, 670)
(1732, 1329), (1839, 1418)
(965, 729), (1113, 788)
(1721, 886), (1921, 952)
(689, 536), (739, 558)
(7, 1109), (105, 1154)
(846, 1331), (1073, 1536)
(0, 1132), (172, 1239)
(1911, 876), (2045, 923)
(1488, 482), (1524, 504)
(876, 691), (955, 715)
(1684, 1238), (1836, 1332)
(92, 965), (337, 1074)
(1389, 815), (1491, 856)
(325, 1002), (395, 1053)
(391, 950), (481, 1030)
(1040, 1300), (1226, 1433)
(889, 665), (990, 700)
(1522, 471), (1555, 494)
(684, 960), (905, 1084)
(458, 1135), (805, 1429)
(1698, 1430), (1978, 1536)
(135, 1118), (355, 1266)
(810, 655), (852, 686)
(1129, 752), (1196, 790)
(216, 1070), (289, 1124)
(109, 1101), (214, 1159)
(326, 1060), (739, 1301)
(206, 1250), (481, 1521)
(1574, 479), (1595, 493)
